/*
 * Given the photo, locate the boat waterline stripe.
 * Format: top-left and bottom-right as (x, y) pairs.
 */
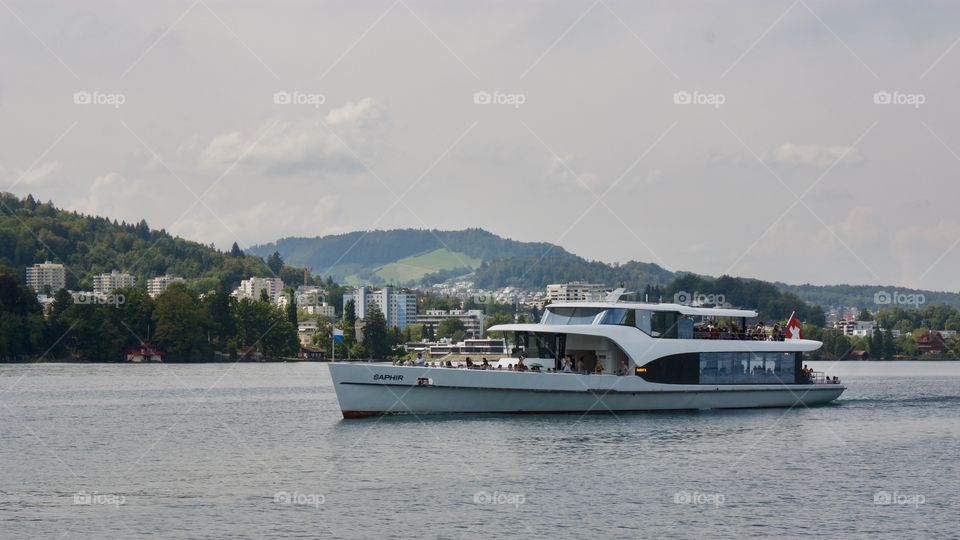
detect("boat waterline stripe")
(338, 381), (845, 395)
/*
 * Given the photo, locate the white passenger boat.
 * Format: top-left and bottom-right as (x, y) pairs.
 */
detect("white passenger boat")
(329, 294), (844, 418)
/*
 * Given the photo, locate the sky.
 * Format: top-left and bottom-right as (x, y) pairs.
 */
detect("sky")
(1, 0), (958, 292)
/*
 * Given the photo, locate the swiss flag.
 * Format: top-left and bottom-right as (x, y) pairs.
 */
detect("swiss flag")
(784, 312), (803, 340)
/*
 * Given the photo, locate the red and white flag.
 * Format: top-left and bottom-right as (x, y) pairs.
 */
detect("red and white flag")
(784, 312), (803, 340)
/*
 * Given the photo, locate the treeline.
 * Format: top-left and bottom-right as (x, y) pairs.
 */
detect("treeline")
(472, 256), (675, 290)
(776, 282), (960, 311)
(0, 268), (299, 362)
(0, 193), (271, 291)
(657, 274), (827, 326)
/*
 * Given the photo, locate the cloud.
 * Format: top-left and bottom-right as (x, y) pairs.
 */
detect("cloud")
(16, 161), (62, 186)
(768, 143), (863, 169)
(200, 98), (387, 174)
(69, 173), (156, 219)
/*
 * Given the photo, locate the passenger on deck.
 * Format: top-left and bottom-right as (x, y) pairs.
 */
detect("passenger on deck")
(516, 357), (527, 371)
(445, 360), (452, 368)
(562, 357), (573, 373)
(481, 358), (489, 370)
(617, 359), (627, 376)
(465, 357), (474, 369)
(594, 361), (603, 374)
(416, 352), (425, 365)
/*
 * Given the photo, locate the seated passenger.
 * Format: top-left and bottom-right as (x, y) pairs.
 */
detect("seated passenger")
(481, 358), (489, 369)
(594, 361), (603, 374)
(562, 357), (573, 373)
(465, 357), (473, 368)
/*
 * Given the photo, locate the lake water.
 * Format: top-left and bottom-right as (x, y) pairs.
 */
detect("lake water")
(1, 361), (957, 539)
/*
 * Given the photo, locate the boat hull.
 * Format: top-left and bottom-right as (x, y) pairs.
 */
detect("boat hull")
(329, 363), (845, 418)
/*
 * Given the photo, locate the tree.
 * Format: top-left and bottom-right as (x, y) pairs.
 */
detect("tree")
(342, 299), (357, 345)
(153, 283), (211, 361)
(360, 305), (394, 359)
(285, 288), (298, 326)
(0, 271), (45, 361)
(230, 242), (244, 257)
(204, 279), (234, 346)
(856, 308), (874, 321)
(883, 327), (896, 360)
(437, 317), (467, 342)
(267, 251), (284, 275)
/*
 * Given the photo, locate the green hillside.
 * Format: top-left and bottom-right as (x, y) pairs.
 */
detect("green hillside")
(249, 228), (563, 285)
(374, 248), (482, 284)
(0, 193), (270, 291)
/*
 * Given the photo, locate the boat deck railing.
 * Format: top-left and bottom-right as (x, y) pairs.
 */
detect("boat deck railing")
(806, 371), (841, 385)
(693, 330), (786, 341)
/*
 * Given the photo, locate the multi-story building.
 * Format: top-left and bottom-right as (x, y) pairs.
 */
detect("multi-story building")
(25, 261), (66, 293)
(546, 281), (607, 303)
(233, 277), (284, 302)
(93, 270), (136, 294)
(834, 319), (878, 337)
(147, 274), (185, 298)
(414, 309), (486, 338)
(342, 286), (417, 328)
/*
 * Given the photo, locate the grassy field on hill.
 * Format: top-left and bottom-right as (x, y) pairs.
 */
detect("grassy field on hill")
(374, 248), (481, 283)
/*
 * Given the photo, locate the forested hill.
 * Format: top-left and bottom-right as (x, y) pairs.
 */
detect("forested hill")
(0, 193), (270, 291)
(774, 282), (960, 311)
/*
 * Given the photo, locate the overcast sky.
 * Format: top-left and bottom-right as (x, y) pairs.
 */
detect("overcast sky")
(2, 1), (958, 291)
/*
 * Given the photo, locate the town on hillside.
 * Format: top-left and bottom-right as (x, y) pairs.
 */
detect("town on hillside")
(7, 260), (960, 363)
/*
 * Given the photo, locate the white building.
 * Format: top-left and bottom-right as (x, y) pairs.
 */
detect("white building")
(546, 281), (607, 303)
(343, 286), (417, 328)
(297, 320), (320, 347)
(25, 261), (66, 293)
(147, 275), (185, 298)
(93, 270), (136, 294)
(834, 319), (878, 337)
(415, 309), (486, 338)
(233, 276), (284, 302)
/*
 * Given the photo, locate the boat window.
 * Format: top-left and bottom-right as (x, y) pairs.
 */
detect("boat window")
(542, 307), (601, 325)
(698, 352), (799, 384)
(599, 308), (628, 325)
(541, 307), (573, 325)
(650, 311), (679, 338)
